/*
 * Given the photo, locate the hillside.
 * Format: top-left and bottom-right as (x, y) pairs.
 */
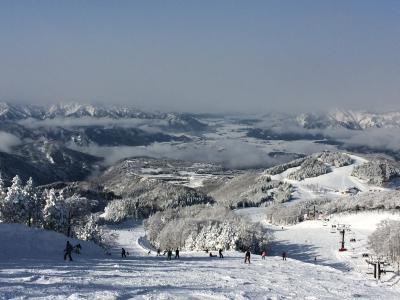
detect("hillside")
(0, 223), (104, 260)
(265, 152), (398, 201)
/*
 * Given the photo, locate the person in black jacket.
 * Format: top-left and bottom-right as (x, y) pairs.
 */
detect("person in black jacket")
(219, 248), (224, 258)
(244, 250), (251, 264)
(175, 248), (180, 259)
(167, 249), (172, 260)
(64, 241), (73, 261)
(121, 248), (127, 258)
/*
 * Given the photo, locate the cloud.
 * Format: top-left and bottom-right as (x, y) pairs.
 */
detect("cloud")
(70, 139), (288, 169)
(18, 117), (168, 133)
(0, 131), (22, 153)
(255, 119), (400, 154)
(333, 128), (400, 152)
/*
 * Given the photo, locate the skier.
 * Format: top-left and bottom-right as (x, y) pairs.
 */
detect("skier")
(244, 250), (251, 264)
(282, 251), (287, 261)
(167, 249), (172, 260)
(157, 249), (161, 256)
(121, 248), (127, 258)
(175, 248), (180, 259)
(261, 250), (267, 260)
(218, 248), (224, 258)
(64, 241), (73, 261)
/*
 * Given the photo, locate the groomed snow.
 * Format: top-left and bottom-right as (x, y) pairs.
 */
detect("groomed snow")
(1, 222), (400, 299)
(237, 207), (400, 286)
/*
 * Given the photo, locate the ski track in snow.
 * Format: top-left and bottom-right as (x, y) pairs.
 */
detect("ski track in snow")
(1, 220), (400, 299)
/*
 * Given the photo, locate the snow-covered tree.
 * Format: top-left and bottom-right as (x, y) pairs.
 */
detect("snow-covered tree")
(75, 214), (103, 245)
(145, 205), (273, 253)
(63, 194), (96, 237)
(0, 173), (6, 198)
(23, 177), (40, 227)
(352, 159), (400, 186)
(369, 219), (400, 271)
(0, 175), (29, 224)
(287, 157), (331, 181)
(0, 173), (7, 222)
(42, 188), (96, 237)
(43, 188), (68, 233)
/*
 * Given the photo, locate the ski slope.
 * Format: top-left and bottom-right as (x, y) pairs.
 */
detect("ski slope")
(1, 222), (400, 299)
(269, 154), (385, 200)
(236, 208), (400, 282)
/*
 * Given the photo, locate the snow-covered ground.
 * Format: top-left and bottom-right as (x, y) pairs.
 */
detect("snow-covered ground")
(2, 221), (400, 299)
(236, 207), (400, 284)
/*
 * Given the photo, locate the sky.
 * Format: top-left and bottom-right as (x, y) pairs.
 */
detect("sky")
(0, 0), (399, 113)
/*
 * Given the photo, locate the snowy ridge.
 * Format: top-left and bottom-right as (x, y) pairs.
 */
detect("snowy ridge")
(298, 109), (400, 129)
(0, 102), (207, 130)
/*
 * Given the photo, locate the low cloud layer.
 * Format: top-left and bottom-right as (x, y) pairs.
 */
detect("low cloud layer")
(71, 140), (290, 169)
(256, 120), (400, 155)
(0, 131), (21, 153)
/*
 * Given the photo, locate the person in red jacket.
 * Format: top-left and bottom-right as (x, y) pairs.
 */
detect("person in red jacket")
(261, 250), (267, 260)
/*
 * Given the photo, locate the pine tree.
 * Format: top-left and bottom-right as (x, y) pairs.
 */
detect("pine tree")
(75, 214), (103, 245)
(23, 177), (40, 227)
(43, 189), (68, 233)
(0, 173), (7, 221)
(1, 175), (27, 223)
(0, 173), (5, 197)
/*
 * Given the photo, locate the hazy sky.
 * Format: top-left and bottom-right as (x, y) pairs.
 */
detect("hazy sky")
(0, 1), (399, 113)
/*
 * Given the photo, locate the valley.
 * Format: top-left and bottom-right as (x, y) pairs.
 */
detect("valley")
(2, 102), (400, 299)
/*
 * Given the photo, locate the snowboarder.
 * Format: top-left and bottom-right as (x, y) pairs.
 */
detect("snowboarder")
(261, 250), (267, 260)
(244, 250), (251, 264)
(167, 249), (172, 260)
(282, 251), (287, 261)
(157, 249), (161, 256)
(209, 252), (217, 257)
(175, 248), (180, 259)
(121, 248), (127, 258)
(64, 241), (73, 261)
(219, 248), (224, 258)
(148, 250), (151, 255)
